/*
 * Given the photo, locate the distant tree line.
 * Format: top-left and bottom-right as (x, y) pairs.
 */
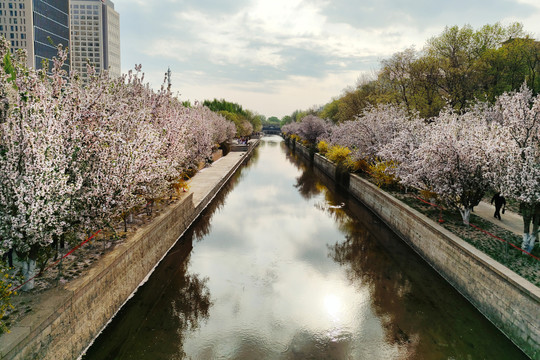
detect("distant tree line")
(203, 98), (263, 136)
(286, 22), (540, 122)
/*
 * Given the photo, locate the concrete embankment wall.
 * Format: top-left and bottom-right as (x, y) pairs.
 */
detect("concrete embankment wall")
(290, 140), (540, 359)
(0, 142), (258, 360)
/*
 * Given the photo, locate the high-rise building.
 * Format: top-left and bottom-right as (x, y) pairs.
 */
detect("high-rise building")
(0, 0), (70, 71)
(70, 0), (120, 79)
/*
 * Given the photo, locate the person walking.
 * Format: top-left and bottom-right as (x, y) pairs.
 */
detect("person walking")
(491, 192), (506, 220)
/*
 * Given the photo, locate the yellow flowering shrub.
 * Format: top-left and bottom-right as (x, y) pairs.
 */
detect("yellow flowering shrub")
(0, 263), (18, 334)
(326, 145), (358, 172)
(368, 160), (399, 188)
(420, 189), (438, 202)
(290, 134), (301, 142)
(317, 141), (329, 155)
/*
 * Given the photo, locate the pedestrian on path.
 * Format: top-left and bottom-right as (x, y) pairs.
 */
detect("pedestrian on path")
(491, 192), (506, 220)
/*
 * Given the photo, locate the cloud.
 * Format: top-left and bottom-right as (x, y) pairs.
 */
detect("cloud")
(321, 0), (535, 29)
(170, 70), (365, 117)
(112, 0), (540, 117)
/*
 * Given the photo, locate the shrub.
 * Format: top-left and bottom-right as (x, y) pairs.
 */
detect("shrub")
(317, 141), (329, 155)
(326, 145), (350, 164)
(354, 158), (371, 173)
(0, 261), (19, 334)
(290, 134), (301, 142)
(368, 160), (400, 188)
(326, 145), (360, 172)
(419, 189), (439, 203)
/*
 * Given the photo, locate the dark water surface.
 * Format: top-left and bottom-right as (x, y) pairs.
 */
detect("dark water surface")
(83, 136), (527, 359)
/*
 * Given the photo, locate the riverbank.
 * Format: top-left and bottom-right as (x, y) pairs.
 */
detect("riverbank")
(0, 140), (260, 360)
(288, 139), (540, 359)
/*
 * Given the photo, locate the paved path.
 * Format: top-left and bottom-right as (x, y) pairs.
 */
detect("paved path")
(473, 201), (523, 235)
(188, 151), (247, 207)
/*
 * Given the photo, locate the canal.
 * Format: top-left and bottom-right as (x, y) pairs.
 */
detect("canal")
(83, 136), (527, 359)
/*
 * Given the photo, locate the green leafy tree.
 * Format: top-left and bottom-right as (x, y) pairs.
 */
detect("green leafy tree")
(204, 98), (262, 135)
(244, 109), (262, 133)
(407, 55), (446, 118)
(280, 115), (293, 126)
(334, 80), (386, 123)
(265, 116), (280, 125)
(379, 47), (417, 111)
(319, 99), (340, 123)
(425, 23), (528, 110)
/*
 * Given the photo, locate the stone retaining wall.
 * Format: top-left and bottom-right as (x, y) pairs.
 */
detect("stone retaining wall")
(0, 144), (257, 360)
(292, 140), (540, 359)
(294, 141), (311, 159)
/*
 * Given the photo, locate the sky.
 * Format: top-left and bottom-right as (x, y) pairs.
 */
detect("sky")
(111, 0), (540, 118)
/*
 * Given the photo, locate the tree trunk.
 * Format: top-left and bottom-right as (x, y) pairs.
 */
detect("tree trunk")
(459, 207), (471, 225)
(21, 258), (36, 291)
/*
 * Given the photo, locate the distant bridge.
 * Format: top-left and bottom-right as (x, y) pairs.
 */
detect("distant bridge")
(262, 125), (281, 135)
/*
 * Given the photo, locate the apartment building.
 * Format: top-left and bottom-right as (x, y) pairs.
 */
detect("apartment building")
(0, 0), (70, 71)
(70, 0), (120, 79)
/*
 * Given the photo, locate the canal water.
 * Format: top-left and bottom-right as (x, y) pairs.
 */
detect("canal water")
(83, 136), (527, 359)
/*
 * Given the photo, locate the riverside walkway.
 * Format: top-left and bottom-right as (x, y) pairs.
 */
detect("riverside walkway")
(189, 150), (250, 208)
(474, 201), (523, 235)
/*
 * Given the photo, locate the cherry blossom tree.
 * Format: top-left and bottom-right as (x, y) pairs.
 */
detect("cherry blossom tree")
(383, 109), (491, 225)
(324, 105), (410, 164)
(377, 116), (427, 185)
(0, 39), (238, 288)
(281, 121), (301, 138)
(0, 45), (83, 287)
(485, 85), (540, 251)
(295, 115), (330, 146)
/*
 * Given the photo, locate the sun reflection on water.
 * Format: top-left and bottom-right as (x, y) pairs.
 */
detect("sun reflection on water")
(324, 293), (342, 320)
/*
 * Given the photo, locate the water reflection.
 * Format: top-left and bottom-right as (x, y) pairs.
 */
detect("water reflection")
(193, 162), (247, 241)
(82, 233), (211, 359)
(82, 148), (254, 360)
(85, 136), (527, 359)
(287, 143), (527, 360)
